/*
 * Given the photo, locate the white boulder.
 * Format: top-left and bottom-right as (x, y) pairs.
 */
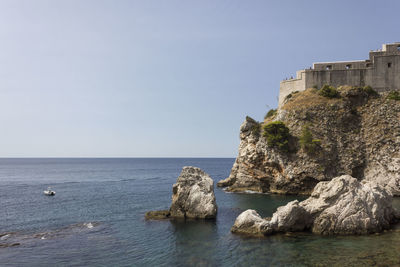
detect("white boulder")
(170, 166), (217, 219)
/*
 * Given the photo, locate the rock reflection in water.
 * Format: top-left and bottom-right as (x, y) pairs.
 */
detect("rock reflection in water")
(169, 218), (220, 266)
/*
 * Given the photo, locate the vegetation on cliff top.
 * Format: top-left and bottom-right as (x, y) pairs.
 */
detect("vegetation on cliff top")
(387, 91), (400, 100)
(245, 116), (261, 136)
(282, 88), (342, 111)
(361, 85), (378, 96)
(251, 123), (261, 136)
(282, 85), (384, 111)
(264, 109), (277, 120)
(318, 85), (340, 98)
(284, 91), (299, 102)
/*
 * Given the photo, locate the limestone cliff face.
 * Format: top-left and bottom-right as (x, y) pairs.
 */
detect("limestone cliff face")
(218, 87), (400, 195)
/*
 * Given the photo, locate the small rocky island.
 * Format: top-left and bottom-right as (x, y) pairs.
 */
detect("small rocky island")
(146, 166), (217, 220)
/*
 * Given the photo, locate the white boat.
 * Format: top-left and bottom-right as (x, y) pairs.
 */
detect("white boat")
(44, 187), (56, 196)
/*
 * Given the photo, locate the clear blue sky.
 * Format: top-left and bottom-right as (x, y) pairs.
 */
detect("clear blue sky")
(0, 0), (398, 157)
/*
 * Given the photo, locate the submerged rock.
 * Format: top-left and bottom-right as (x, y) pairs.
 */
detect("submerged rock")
(0, 222), (99, 248)
(232, 175), (396, 236)
(146, 166), (217, 220)
(0, 242), (20, 248)
(144, 210), (170, 220)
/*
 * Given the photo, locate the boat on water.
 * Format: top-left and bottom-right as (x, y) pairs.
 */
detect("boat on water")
(43, 187), (55, 196)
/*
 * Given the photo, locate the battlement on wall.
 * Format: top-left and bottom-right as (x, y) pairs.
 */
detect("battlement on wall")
(382, 43), (400, 53)
(312, 43), (400, 71)
(313, 60), (370, 71)
(278, 43), (400, 107)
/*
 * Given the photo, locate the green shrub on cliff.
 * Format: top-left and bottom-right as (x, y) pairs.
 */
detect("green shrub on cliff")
(251, 123), (261, 136)
(318, 85), (340, 98)
(299, 125), (321, 154)
(263, 121), (290, 152)
(264, 109), (277, 119)
(284, 91), (299, 103)
(245, 116), (257, 123)
(245, 116), (261, 136)
(362, 85), (378, 96)
(387, 91), (400, 101)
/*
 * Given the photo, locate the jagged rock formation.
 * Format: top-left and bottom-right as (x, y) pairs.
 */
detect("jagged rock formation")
(218, 87), (400, 195)
(146, 166), (217, 220)
(231, 175), (396, 236)
(170, 166), (217, 219)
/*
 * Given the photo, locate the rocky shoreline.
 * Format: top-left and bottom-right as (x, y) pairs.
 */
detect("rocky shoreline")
(146, 167), (399, 237)
(231, 175), (399, 236)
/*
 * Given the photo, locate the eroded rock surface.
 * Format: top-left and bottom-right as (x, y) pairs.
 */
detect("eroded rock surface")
(170, 166), (217, 219)
(230, 210), (270, 236)
(146, 166), (217, 220)
(232, 175), (396, 236)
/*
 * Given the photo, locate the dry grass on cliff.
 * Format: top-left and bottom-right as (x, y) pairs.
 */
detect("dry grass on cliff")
(282, 88), (343, 111)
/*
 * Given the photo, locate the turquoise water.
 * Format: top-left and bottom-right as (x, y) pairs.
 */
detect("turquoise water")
(0, 158), (399, 266)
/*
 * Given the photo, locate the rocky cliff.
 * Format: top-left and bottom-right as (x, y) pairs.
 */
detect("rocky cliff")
(218, 86), (400, 196)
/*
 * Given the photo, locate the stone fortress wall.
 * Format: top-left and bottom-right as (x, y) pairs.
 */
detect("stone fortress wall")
(279, 43), (400, 107)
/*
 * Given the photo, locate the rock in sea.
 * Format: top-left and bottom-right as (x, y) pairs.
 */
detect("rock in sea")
(145, 166), (217, 220)
(232, 175), (396, 236)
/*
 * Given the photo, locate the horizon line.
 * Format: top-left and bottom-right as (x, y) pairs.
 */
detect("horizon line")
(0, 156), (236, 159)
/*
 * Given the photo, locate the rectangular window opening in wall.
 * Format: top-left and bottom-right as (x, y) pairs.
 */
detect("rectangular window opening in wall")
(345, 64), (352, 69)
(366, 63), (371, 68)
(388, 62), (392, 68)
(326, 65), (332, 70)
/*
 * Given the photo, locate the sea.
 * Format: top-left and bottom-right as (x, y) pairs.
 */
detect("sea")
(0, 158), (399, 266)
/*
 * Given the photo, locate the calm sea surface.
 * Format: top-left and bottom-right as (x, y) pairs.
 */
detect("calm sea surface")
(0, 158), (399, 266)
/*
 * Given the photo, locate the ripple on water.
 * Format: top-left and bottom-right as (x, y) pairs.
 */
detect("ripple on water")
(0, 158), (399, 266)
(0, 222), (101, 248)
